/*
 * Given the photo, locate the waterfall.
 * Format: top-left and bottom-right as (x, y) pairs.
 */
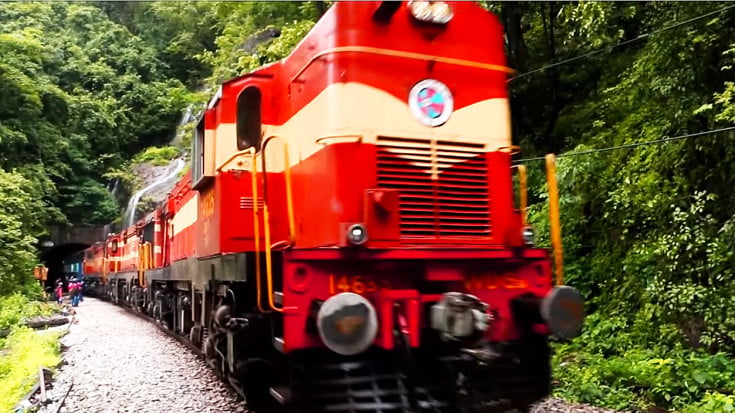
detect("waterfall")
(123, 158), (186, 228)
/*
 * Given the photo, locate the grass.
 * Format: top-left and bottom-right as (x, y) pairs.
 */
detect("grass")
(0, 326), (62, 412)
(0, 294), (63, 412)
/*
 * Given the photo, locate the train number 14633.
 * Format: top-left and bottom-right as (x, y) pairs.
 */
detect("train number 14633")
(328, 274), (388, 295)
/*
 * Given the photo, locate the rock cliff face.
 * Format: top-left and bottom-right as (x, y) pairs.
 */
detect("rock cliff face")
(124, 157), (188, 227)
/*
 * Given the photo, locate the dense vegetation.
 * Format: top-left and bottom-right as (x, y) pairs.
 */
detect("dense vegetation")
(1, 1), (735, 412)
(500, 2), (735, 411)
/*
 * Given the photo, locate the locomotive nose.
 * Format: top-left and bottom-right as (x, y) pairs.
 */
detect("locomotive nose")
(541, 286), (585, 340)
(317, 292), (378, 356)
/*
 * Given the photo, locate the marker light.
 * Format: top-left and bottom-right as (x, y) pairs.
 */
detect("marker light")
(408, 0), (453, 25)
(347, 223), (368, 246)
(317, 292), (378, 356)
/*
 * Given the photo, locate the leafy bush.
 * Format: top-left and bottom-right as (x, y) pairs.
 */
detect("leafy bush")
(682, 392), (735, 413)
(133, 146), (182, 166)
(553, 313), (735, 411)
(0, 294), (57, 331)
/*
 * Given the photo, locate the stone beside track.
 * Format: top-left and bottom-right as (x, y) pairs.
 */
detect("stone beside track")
(39, 297), (247, 413)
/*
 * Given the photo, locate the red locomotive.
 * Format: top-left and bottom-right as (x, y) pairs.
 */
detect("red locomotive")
(83, 2), (584, 412)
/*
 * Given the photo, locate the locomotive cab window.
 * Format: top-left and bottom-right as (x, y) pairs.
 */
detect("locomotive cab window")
(192, 118), (205, 185)
(236, 86), (262, 151)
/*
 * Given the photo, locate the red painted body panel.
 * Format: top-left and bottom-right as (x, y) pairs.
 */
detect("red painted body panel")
(83, 243), (105, 277)
(168, 173), (197, 262)
(281, 248), (551, 351)
(291, 143), (377, 248)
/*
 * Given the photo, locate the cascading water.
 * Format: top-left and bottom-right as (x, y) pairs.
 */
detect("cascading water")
(123, 158), (186, 227)
(120, 104), (195, 228)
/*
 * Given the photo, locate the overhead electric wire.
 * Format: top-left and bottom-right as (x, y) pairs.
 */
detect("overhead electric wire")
(514, 126), (735, 163)
(512, 4), (735, 80)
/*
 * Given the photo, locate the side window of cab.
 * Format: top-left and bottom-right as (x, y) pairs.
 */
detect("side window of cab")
(236, 86), (262, 151)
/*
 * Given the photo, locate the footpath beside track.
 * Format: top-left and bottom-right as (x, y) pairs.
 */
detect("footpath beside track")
(37, 297), (247, 413)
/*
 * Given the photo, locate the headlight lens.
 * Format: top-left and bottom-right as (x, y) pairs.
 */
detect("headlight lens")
(408, 0), (454, 25)
(347, 223), (368, 246)
(521, 226), (536, 245)
(541, 286), (585, 340)
(317, 292), (378, 356)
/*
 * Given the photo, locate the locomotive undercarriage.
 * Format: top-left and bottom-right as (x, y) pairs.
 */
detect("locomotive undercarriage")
(285, 337), (549, 413)
(100, 260), (552, 413)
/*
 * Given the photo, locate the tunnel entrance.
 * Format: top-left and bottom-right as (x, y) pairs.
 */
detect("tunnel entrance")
(40, 243), (89, 291)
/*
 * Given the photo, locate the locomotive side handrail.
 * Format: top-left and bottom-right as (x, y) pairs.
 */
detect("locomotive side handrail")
(290, 46), (517, 84)
(259, 135), (297, 313)
(545, 154), (564, 286)
(512, 164), (528, 226)
(217, 150), (251, 172)
(137, 242), (150, 288)
(260, 135), (297, 247)
(247, 147), (269, 313)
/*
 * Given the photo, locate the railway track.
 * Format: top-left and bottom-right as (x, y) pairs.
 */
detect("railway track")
(29, 296), (621, 413)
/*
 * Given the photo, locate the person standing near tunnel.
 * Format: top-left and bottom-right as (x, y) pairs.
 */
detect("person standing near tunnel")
(55, 279), (64, 305)
(69, 278), (80, 307)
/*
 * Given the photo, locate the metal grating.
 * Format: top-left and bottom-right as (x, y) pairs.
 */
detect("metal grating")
(239, 196), (265, 210)
(290, 351), (450, 412)
(376, 136), (491, 238)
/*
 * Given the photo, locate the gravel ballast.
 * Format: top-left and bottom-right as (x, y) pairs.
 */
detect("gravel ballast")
(40, 297), (246, 413)
(39, 297), (622, 413)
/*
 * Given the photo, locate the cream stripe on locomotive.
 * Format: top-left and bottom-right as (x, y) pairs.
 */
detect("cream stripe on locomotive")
(171, 195), (199, 236)
(216, 82), (510, 173)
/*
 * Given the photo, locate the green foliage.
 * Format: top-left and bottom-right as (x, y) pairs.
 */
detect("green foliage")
(0, 326), (61, 413)
(682, 392), (735, 413)
(553, 313), (735, 411)
(59, 178), (120, 226)
(0, 294), (57, 331)
(0, 2), (195, 227)
(516, 2), (735, 412)
(195, 2), (320, 85)
(0, 171), (42, 296)
(133, 146), (182, 166)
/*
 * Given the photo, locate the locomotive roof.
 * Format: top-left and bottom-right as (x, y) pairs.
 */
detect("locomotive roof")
(219, 1), (508, 91)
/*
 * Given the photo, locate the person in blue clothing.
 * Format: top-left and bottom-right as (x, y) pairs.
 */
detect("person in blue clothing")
(78, 276), (84, 302)
(69, 278), (80, 307)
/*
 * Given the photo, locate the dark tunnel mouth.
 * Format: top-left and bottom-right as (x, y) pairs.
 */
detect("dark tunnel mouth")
(40, 242), (90, 289)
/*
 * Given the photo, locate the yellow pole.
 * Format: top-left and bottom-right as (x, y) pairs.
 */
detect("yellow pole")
(545, 154), (564, 286)
(517, 165), (528, 226)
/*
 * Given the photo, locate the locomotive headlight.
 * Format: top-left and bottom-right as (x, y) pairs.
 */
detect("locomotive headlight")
(541, 286), (585, 340)
(317, 292), (378, 356)
(521, 226), (536, 246)
(347, 223), (368, 246)
(408, 0), (453, 24)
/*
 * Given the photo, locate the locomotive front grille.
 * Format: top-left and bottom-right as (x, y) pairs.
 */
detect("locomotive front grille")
(376, 136), (491, 238)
